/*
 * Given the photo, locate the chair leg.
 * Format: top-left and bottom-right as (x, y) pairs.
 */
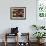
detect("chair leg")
(4, 40), (7, 46)
(16, 35), (18, 46)
(4, 33), (7, 46)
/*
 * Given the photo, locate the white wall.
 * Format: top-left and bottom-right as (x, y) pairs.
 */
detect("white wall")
(0, 0), (37, 42)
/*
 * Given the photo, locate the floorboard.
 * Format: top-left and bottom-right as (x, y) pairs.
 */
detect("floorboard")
(0, 42), (46, 46)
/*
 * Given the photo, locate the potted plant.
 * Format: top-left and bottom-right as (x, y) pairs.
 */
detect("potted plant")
(33, 32), (46, 43)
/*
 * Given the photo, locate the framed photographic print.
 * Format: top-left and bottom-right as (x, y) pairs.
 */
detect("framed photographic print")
(36, 0), (46, 26)
(37, 0), (46, 18)
(10, 7), (26, 20)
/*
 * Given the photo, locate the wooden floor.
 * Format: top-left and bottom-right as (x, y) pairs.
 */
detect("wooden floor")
(0, 42), (46, 46)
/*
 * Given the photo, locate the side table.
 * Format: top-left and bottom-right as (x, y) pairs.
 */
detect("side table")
(4, 33), (18, 46)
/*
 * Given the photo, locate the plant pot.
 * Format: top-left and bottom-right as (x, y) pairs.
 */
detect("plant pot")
(37, 39), (40, 43)
(37, 39), (45, 44)
(40, 38), (45, 43)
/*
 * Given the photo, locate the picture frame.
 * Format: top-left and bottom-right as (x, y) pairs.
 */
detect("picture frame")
(36, 0), (46, 26)
(37, 0), (46, 19)
(10, 7), (26, 20)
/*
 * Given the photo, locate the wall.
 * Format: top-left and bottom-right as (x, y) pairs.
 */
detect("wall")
(0, 0), (37, 42)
